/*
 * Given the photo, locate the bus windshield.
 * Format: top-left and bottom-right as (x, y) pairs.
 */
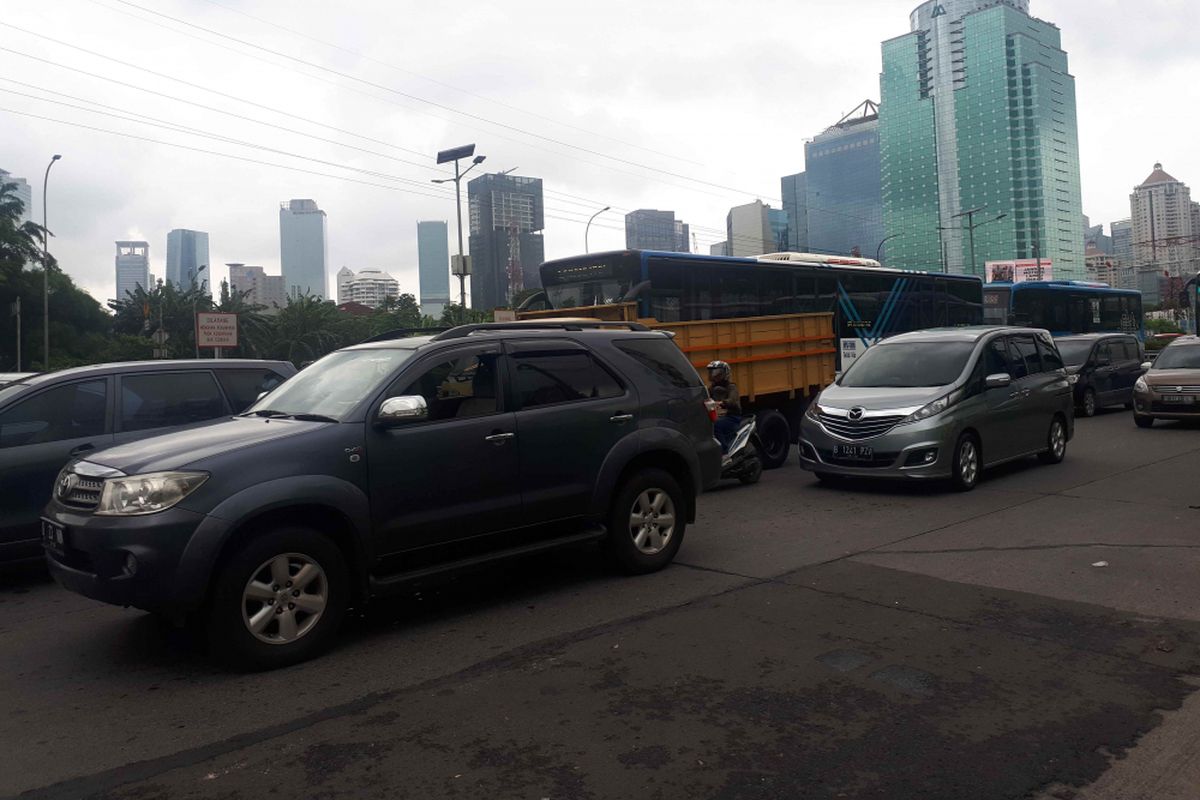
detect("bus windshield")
(541, 256), (636, 309)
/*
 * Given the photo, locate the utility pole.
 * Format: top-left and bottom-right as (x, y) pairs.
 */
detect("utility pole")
(42, 154), (61, 370)
(941, 206), (1007, 277)
(12, 297), (20, 371)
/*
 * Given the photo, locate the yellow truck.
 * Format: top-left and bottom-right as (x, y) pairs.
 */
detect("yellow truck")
(518, 302), (836, 468)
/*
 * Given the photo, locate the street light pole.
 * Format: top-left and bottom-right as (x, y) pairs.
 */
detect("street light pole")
(192, 264), (208, 358)
(875, 233), (902, 263)
(940, 206), (1007, 277)
(585, 206), (611, 254)
(433, 145), (485, 324)
(42, 154), (61, 370)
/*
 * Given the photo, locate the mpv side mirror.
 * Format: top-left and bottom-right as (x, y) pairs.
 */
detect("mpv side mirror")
(1140, 361), (1153, 371)
(984, 373), (1012, 389)
(376, 395), (428, 426)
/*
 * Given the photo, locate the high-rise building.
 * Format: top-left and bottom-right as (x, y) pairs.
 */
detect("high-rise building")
(467, 173), (545, 310)
(880, 0), (1084, 279)
(340, 269), (400, 309)
(335, 267), (355, 305)
(114, 241), (150, 301)
(417, 220), (451, 317)
(768, 208), (790, 253)
(726, 200), (774, 257)
(165, 229), (210, 293)
(1130, 164), (1198, 278)
(279, 199), (328, 299)
(1112, 219), (1133, 264)
(0, 169), (32, 224)
(780, 172), (808, 253)
(805, 101), (885, 260)
(709, 241), (729, 257)
(1084, 220), (1112, 256)
(228, 263), (287, 313)
(624, 209), (690, 252)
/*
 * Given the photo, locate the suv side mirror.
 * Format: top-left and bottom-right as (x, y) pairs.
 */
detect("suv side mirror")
(376, 395), (428, 426)
(984, 373), (1012, 389)
(1140, 361), (1153, 371)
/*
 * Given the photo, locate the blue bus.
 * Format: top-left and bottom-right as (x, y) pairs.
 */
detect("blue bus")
(983, 281), (1144, 340)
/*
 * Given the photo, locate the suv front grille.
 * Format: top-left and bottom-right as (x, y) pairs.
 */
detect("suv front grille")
(817, 412), (906, 441)
(59, 475), (105, 510)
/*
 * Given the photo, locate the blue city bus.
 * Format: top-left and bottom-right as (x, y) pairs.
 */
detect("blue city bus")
(532, 250), (984, 370)
(983, 281), (1144, 340)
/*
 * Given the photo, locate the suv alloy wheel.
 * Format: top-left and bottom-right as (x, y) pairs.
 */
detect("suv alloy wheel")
(606, 468), (686, 574)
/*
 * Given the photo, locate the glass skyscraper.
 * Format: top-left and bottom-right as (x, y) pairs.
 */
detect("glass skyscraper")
(804, 102), (884, 260)
(279, 199), (328, 300)
(165, 229), (210, 293)
(417, 220), (451, 316)
(780, 172), (808, 253)
(880, 0), (1084, 279)
(624, 209), (689, 252)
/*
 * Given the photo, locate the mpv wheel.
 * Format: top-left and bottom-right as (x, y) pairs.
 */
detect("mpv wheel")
(207, 526), (348, 670)
(607, 468), (686, 574)
(951, 434), (980, 492)
(1081, 389), (1097, 417)
(1038, 416), (1067, 464)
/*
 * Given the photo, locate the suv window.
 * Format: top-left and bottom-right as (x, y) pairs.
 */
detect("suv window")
(120, 372), (228, 432)
(0, 380), (107, 448)
(1036, 336), (1065, 371)
(614, 338), (702, 389)
(393, 351), (500, 421)
(216, 369), (288, 411)
(1007, 336), (1042, 378)
(512, 350), (623, 409)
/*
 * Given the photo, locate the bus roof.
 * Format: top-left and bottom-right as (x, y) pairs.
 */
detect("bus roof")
(986, 281), (1141, 295)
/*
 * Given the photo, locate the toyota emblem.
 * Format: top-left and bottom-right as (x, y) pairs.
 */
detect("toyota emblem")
(848, 407), (866, 421)
(57, 472), (77, 499)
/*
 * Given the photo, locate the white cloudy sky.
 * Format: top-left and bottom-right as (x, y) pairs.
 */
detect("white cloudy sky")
(2, 0), (1197, 305)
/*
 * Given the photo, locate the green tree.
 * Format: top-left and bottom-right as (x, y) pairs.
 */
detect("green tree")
(439, 303), (492, 326)
(266, 294), (342, 365)
(109, 280), (213, 359)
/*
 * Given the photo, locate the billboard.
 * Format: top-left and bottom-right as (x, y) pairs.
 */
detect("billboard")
(196, 312), (239, 349)
(985, 260), (1053, 284)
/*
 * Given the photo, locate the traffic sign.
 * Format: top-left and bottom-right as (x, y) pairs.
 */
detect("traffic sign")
(196, 312), (238, 349)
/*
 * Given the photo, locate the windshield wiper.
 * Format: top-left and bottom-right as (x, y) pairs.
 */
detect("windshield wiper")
(285, 413), (339, 423)
(244, 409), (289, 417)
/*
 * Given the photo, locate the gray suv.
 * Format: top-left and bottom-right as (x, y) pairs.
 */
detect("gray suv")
(799, 327), (1073, 491)
(43, 323), (721, 669)
(0, 359), (295, 563)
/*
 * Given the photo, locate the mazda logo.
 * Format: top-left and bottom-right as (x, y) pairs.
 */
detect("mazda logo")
(57, 472), (77, 499)
(848, 407), (866, 421)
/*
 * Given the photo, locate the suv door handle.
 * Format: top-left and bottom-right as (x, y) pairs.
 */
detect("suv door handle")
(609, 413), (634, 423)
(484, 432), (515, 444)
(69, 443), (95, 456)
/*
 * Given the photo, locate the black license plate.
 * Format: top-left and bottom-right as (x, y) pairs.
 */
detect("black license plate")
(833, 444), (874, 461)
(41, 518), (66, 555)
(1162, 395), (1195, 404)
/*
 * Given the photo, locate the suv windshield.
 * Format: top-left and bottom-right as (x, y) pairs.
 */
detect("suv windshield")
(245, 348), (414, 421)
(840, 341), (976, 388)
(1152, 344), (1200, 370)
(1056, 340), (1095, 366)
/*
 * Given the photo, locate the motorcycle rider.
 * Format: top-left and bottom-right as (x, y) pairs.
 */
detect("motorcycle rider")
(706, 360), (742, 453)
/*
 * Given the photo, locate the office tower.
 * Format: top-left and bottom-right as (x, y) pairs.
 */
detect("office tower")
(279, 199), (328, 299)
(780, 172), (808, 253)
(624, 209), (690, 252)
(467, 173), (545, 310)
(114, 241), (150, 301)
(340, 269), (400, 309)
(805, 101), (885, 260)
(228, 263), (287, 313)
(726, 200), (774, 257)
(165, 229), (210, 293)
(1084, 220), (1112, 256)
(880, 0), (1084, 278)
(767, 208), (790, 253)
(417, 221), (451, 317)
(0, 169), (32, 224)
(1130, 164), (1198, 278)
(335, 267), (355, 305)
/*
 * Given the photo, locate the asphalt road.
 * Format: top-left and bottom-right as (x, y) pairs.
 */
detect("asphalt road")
(2, 410), (1199, 799)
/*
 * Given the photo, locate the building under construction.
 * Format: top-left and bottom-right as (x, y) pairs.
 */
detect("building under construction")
(467, 172), (545, 310)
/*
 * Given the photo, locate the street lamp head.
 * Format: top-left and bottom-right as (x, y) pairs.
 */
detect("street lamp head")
(431, 178), (450, 185)
(602, 205), (611, 212)
(51, 154), (62, 162)
(472, 155), (486, 165)
(436, 144), (476, 164)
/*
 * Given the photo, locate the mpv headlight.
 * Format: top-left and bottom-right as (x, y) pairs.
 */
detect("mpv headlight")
(804, 400), (821, 421)
(902, 388), (963, 425)
(95, 472), (208, 516)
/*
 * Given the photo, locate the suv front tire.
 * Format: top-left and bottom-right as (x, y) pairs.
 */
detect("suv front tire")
(206, 526), (349, 670)
(606, 468), (687, 574)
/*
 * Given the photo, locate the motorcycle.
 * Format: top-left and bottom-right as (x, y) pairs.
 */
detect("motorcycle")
(708, 399), (763, 485)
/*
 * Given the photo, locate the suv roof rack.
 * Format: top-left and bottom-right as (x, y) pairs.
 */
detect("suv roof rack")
(431, 320), (651, 341)
(360, 327), (450, 343)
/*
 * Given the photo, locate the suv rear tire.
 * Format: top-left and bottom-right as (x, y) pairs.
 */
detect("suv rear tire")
(606, 468), (686, 574)
(206, 526), (348, 670)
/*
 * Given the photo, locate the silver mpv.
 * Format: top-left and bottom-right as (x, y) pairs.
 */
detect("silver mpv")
(799, 327), (1074, 491)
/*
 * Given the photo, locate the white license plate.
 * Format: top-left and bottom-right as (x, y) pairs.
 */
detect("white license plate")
(1162, 395), (1195, 404)
(834, 444), (874, 461)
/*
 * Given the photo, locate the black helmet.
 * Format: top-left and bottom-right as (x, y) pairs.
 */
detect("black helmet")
(706, 360), (731, 382)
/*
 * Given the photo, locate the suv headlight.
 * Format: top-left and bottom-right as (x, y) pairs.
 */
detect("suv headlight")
(804, 400), (821, 421)
(1134, 376), (1148, 392)
(901, 388), (963, 425)
(95, 471), (208, 516)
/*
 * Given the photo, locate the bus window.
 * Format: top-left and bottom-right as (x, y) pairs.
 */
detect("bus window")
(839, 274), (883, 334)
(648, 259), (683, 323)
(761, 269), (796, 316)
(947, 280), (981, 327)
(711, 268), (760, 319)
(982, 287), (1010, 325)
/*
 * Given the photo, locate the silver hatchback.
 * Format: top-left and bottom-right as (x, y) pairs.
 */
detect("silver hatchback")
(799, 327), (1074, 491)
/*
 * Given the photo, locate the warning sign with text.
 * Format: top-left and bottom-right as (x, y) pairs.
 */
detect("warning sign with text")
(196, 312), (239, 349)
